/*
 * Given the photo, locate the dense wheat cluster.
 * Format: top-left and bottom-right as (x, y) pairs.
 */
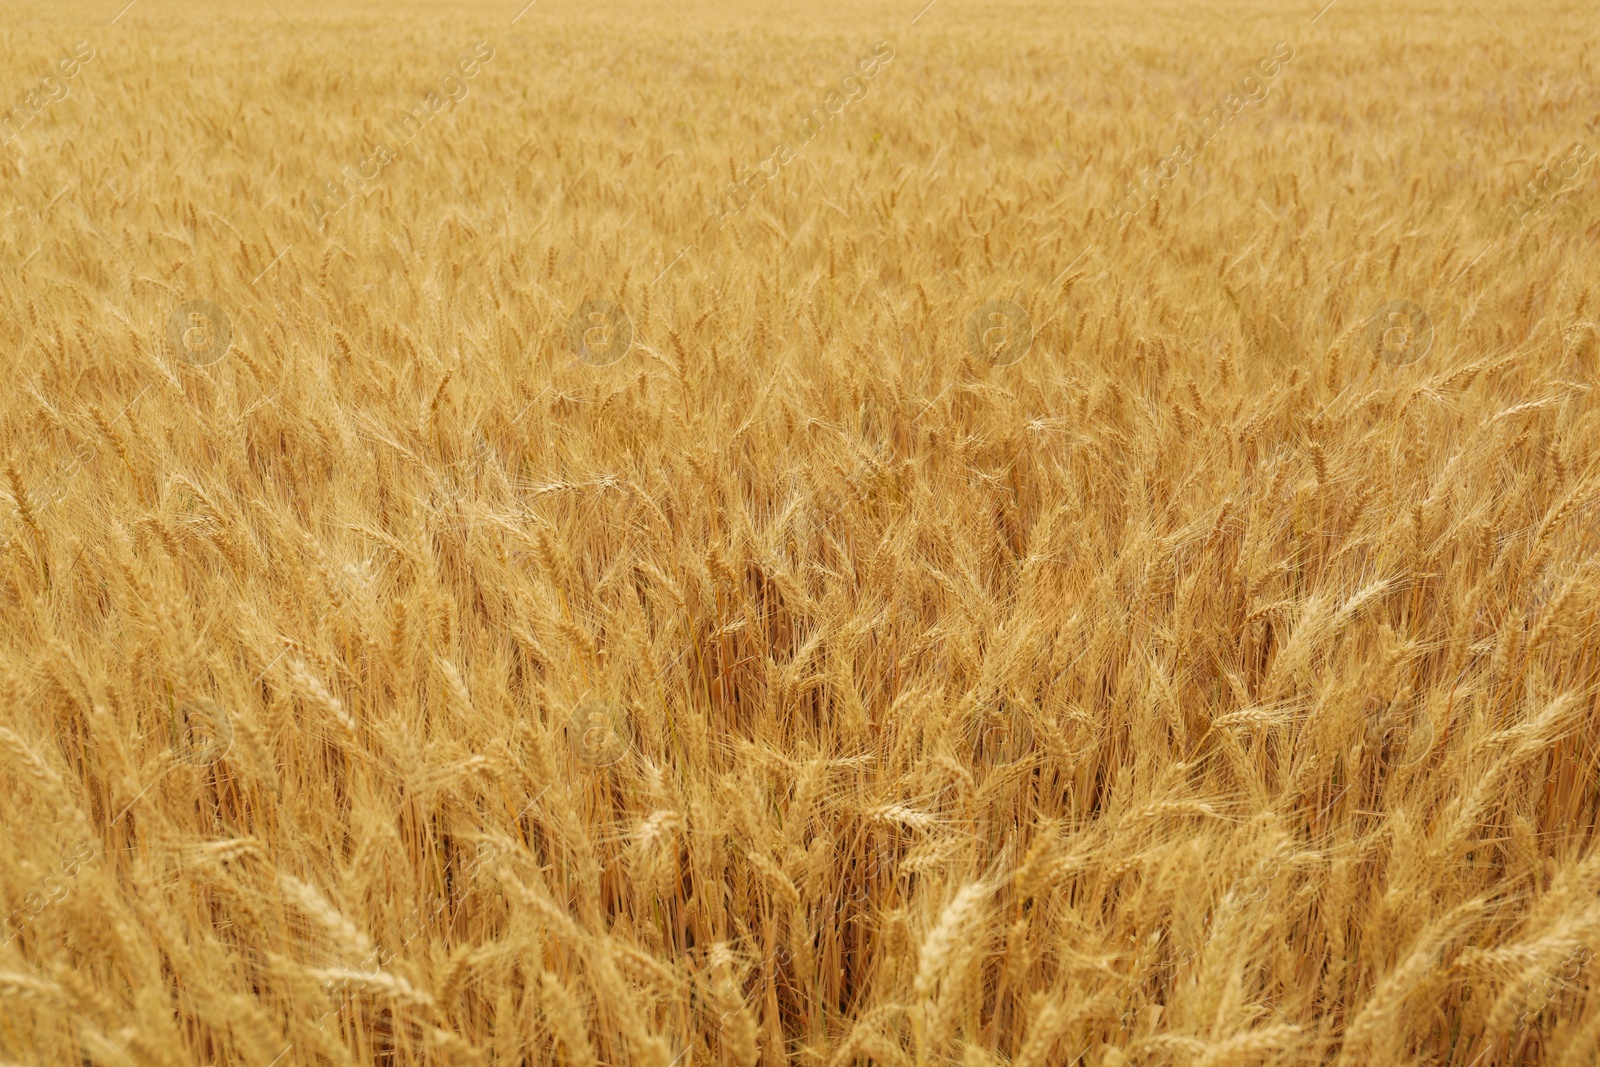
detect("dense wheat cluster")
(3, 0), (1600, 1063)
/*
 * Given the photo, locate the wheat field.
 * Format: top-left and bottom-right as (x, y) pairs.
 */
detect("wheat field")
(2, 0), (1599, 1063)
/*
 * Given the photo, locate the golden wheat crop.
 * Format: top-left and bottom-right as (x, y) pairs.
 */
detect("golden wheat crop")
(2, 0), (1599, 1064)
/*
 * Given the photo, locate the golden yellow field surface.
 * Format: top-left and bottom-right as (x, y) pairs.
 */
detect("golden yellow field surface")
(2, 0), (1599, 1063)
